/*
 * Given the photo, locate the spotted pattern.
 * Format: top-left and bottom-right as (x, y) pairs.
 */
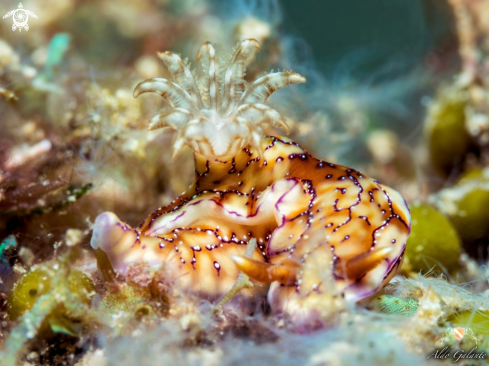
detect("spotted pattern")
(93, 136), (410, 304)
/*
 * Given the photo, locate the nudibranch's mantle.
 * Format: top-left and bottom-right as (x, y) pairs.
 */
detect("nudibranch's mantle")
(91, 39), (411, 323)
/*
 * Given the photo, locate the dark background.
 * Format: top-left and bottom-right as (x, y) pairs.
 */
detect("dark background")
(280, 0), (458, 76)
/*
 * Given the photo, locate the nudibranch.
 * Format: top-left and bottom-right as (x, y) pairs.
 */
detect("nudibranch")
(91, 39), (411, 323)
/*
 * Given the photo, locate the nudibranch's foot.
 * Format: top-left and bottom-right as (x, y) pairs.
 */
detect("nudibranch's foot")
(268, 283), (346, 331)
(235, 228), (405, 327)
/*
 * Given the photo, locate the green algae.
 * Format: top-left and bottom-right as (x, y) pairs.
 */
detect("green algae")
(450, 188), (489, 246)
(426, 88), (475, 177)
(368, 295), (419, 317)
(8, 267), (95, 321)
(442, 311), (489, 353)
(446, 311), (489, 337)
(0, 251), (97, 366)
(403, 203), (461, 275)
(433, 169), (489, 260)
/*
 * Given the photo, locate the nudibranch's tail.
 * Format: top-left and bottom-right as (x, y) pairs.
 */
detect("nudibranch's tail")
(91, 212), (168, 274)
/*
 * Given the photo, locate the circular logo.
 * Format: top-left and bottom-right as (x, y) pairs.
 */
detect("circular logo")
(12, 9), (28, 30)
